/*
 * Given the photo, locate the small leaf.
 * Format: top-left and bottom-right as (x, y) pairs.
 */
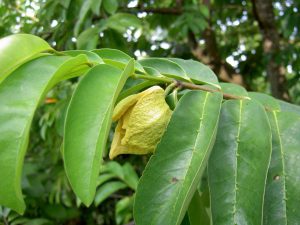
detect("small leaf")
(139, 58), (191, 82)
(90, 0), (102, 15)
(0, 55), (89, 214)
(134, 91), (223, 225)
(63, 60), (134, 206)
(74, 0), (91, 36)
(169, 58), (220, 88)
(0, 34), (52, 84)
(263, 111), (300, 224)
(76, 27), (99, 50)
(103, 0), (118, 14)
(208, 99), (272, 224)
(94, 181), (127, 206)
(106, 13), (141, 33)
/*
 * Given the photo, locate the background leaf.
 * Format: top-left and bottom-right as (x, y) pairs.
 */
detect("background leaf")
(0, 55), (89, 214)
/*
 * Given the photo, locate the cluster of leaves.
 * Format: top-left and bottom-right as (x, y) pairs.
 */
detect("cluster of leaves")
(1, 0), (300, 102)
(1, 34), (300, 225)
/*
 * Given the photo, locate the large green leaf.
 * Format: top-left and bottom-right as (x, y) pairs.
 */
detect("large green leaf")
(208, 99), (272, 224)
(0, 34), (52, 84)
(169, 58), (220, 88)
(138, 58), (191, 82)
(63, 60), (134, 206)
(263, 111), (300, 224)
(0, 55), (90, 214)
(134, 90), (223, 225)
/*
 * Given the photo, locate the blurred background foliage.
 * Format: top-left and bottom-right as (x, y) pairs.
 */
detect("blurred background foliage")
(0, 0), (299, 224)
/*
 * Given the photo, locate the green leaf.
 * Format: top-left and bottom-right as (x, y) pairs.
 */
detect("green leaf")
(92, 48), (144, 72)
(169, 58), (220, 88)
(106, 13), (141, 33)
(208, 99), (272, 225)
(74, 0), (91, 36)
(123, 163), (139, 190)
(134, 90), (223, 225)
(0, 34), (52, 84)
(248, 92), (280, 111)
(278, 100), (300, 116)
(0, 55), (89, 214)
(63, 60), (134, 206)
(97, 173), (117, 186)
(94, 181), (127, 206)
(90, 0), (102, 15)
(263, 111), (300, 224)
(187, 189), (211, 225)
(103, 0), (118, 14)
(76, 27), (99, 50)
(219, 82), (248, 97)
(63, 50), (103, 64)
(138, 58), (191, 82)
(116, 196), (134, 225)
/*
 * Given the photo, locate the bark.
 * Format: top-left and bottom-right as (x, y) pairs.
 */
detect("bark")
(251, 0), (289, 100)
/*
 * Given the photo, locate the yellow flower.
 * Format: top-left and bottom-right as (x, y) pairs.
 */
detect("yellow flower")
(109, 86), (172, 159)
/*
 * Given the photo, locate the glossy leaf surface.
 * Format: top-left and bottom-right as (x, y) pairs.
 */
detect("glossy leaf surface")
(0, 34), (52, 83)
(63, 60), (134, 206)
(0, 55), (89, 214)
(169, 58), (220, 88)
(138, 58), (191, 82)
(134, 90), (222, 225)
(264, 111), (300, 224)
(92, 48), (144, 72)
(208, 99), (272, 225)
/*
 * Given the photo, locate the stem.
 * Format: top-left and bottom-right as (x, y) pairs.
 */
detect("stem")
(133, 74), (250, 100)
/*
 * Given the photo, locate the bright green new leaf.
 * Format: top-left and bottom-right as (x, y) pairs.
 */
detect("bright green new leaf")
(263, 111), (300, 224)
(169, 58), (220, 88)
(0, 55), (90, 214)
(0, 34), (52, 84)
(208, 99), (272, 225)
(134, 90), (222, 225)
(63, 60), (134, 206)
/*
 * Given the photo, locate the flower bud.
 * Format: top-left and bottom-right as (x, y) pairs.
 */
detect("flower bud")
(109, 86), (172, 159)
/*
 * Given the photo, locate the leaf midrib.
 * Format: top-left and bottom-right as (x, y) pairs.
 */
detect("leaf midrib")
(273, 111), (288, 225)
